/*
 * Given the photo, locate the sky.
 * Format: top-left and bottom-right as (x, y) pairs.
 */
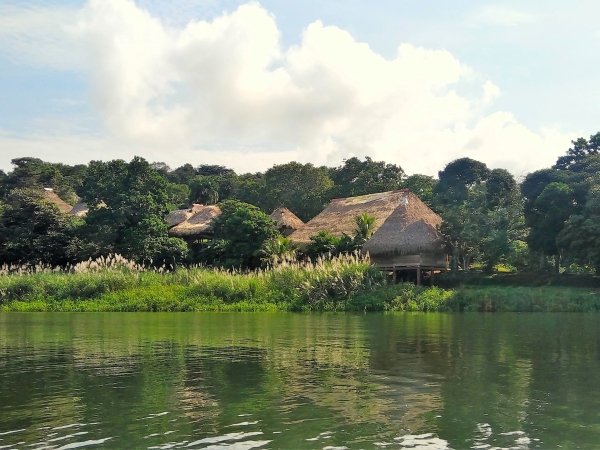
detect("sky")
(0, 0), (598, 177)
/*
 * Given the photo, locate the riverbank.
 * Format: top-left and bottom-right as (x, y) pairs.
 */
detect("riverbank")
(1, 258), (599, 312)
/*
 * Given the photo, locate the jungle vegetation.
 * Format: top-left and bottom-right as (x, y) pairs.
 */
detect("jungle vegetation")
(0, 131), (599, 275)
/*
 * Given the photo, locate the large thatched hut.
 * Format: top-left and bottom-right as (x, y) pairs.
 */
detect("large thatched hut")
(270, 207), (304, 236)
(168, 205), (221, 240)
(288, 189), (448, 283)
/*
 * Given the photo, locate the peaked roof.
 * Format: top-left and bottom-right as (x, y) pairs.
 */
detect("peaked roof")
(168, 205), (221, 237)
(165, 204), (204, 228)
(42, 188), (73, 214)
(270, 207), (304, 232)
(289, 189), (444, 256)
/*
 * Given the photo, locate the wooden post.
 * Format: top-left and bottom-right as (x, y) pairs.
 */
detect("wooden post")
(392, 268), (397, 284)
(416, 266), (421, 286)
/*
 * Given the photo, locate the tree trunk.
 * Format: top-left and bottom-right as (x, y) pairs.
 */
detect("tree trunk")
(554, 254), (560, 274)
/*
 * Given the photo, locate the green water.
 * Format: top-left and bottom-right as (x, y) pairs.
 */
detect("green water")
(1, 313), (599, 449)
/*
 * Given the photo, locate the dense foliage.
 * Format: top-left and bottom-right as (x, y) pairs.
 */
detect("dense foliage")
(1, 131), (599, 273)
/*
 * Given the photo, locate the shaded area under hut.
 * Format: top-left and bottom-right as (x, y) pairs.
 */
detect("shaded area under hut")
(270, 207), (304, 236)
(289, 189), (448, 284)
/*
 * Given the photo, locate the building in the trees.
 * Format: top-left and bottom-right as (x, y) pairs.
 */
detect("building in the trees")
(288, 189), (448, 283)
(167, 204), (222, 240)
(270, 207), (304, 236)
(42, 188), (73, 213)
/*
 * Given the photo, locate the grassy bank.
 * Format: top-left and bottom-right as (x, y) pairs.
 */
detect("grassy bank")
(0, 257), (599, 312)
(0, 255), (387, 312)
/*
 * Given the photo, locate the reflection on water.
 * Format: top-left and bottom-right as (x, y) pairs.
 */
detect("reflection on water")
(1, 313), (600, 449)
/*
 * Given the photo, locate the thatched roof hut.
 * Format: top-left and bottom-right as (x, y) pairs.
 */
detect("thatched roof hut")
(42, 188), (72, 214)
(289, 189), (447, 269)
(168, 205), (221, 238)
(270, 207), (304, 236)
(165, 204), (204, 228)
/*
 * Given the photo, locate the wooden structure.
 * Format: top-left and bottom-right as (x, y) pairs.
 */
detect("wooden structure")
(269, 207), (304, 236)
(288, 189), (448, 284)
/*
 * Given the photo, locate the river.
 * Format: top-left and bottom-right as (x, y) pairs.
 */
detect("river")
(1, 313), (599, 449)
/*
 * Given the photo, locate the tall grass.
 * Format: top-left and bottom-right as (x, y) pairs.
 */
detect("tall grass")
(1, 255), (598, 312)
(0, 253), (388, 312)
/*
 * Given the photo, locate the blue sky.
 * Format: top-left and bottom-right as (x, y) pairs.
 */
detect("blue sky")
(0, 0), (598, 176)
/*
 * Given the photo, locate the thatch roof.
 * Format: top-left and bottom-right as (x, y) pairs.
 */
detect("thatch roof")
(168, 205), (221, 237)
(288, 189), (444, 256)
(165, 204), (204, 228)
(270, 207), (304, 236)
(42, 188), (72, 214)
(69, 202), (89, 217)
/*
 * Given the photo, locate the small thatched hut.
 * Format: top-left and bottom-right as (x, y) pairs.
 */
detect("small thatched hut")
(288, 189), (448, 282)
(168, 205), (221, 239)
(42, 188), (73, 214)
(270, 207), (304, 236)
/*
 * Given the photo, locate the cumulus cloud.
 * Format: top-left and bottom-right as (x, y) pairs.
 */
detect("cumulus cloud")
(0, 0), (573, 175)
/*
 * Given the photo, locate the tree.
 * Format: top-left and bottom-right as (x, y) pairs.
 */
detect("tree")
(554, 132), (600, 170)
(0, 188), (83, 266)
(166, 183), (191, 209)
(196, 165), (236, 177)
(79, 157), (188, 265)
(261, 236), (297, 266)
(0, 170), (7, 198)
(435, 160), (524, 272)
(402, 174), (437, 206)
(486, 169), (517, 208)
(527, 182), (576, 272)
(189, 176), (220, 205)
(167, 163), (196, 185)
(330, 157), (404, 198)
(353, 213), (376, 246)
(558, 187), (600, 274)
(210, 200), (279, 268)
(151, 162), (171, 176)
(434, 157), (490, 206)
(232, 173), (266, 207)
(306, 231), (342, 257)
(2, 157), (81, 204)
(263, 162), (333, 221)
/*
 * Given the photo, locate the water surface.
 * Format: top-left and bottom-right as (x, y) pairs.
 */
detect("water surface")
(1, 313), (599, 449)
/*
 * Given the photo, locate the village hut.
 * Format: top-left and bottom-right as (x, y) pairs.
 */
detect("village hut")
(42, 188), (73, 213)
(270, 207), (304, 236)
(165, 204), (204, 228)
(288, 189), (448, 283)
(168, 205), (221, 240)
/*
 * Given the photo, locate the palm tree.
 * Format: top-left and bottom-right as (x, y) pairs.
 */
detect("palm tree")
(354, 213), (376, 246)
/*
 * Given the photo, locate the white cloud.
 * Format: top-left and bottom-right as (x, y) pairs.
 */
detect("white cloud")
(482, 81), (501, 105)
(469, 5), (537, 28)
(0, 1), (573, 176)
